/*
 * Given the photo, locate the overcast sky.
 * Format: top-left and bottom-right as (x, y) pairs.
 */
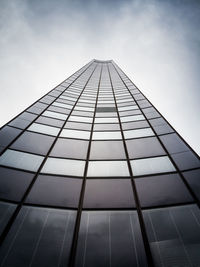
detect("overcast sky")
(0, 0), (200, 155)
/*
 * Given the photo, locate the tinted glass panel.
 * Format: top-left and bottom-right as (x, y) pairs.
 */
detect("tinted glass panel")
(35, 116), (64, 127)
(0, 207), (76, 267)
(143, 205), (200, 267)
(90, 140), (126, 159)
(93, 123), (120, 131)
(64, 121), (92, 131)
(26, 175), (82, 208)
(0, 202), (16, 236)
(0, 126), (22, 147)
(183, 169), (200, 201)
(122, 120), (149, 130)
(172, 151), (200, 171)
(75, 211), (147, 267)
(60, 129), (90, 140)
(50, 138), (89, 159)
(28, 123), (60, 136)
(92, 131), (122, 140)
(136, 173), (193, 207)
(124, 128), (154, 139)
(131, 156), (176, 176)
(160, 133), (189, 154)
(0, 150), (44, 172)
(87, 161), (129, 177)
(126, 137), (166, 159)
(11, 131), (55, 155)
(0, 167), (34, 201)
(121, 115), (145, 122)
(41, 157), (85, 176)
(83, 179), (135, 208)
(42, 110), (68, 120)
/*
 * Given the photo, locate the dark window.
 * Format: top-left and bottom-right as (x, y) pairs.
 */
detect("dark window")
(50, 138), (89, 159)
(96, 107), (117, 112)
(0, 167), (34, 201)
(136, 173), (193, 207)
(160, 133), (189, 154)
(126, 137), (166, 159)
(0, 206), (76, 267)
(11, 131), (55, 155)
(143, 205), (200, 267)
(83, 179), (135, 208)
(48, 105), (70, 114)
(172, 151), (200, 170)
(0, 201), (16, 236)
(26, 175), (82, 208)
(75, 211), (147, 267)
(90, 140), (126, 159)
(183, 169), (200, 201)
(0, 126), (22, 148)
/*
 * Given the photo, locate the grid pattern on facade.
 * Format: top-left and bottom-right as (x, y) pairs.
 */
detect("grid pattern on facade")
(0, 59), (200, 267)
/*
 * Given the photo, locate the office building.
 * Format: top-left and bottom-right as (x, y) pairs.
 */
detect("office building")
(0, 59), (200, 266)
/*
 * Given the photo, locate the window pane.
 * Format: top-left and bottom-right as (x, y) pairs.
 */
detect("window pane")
(143, 205), (200, 267)
(160, 133), (189, 154)
(92, 131), (122, 140)
(90, 140), (126, 159)
(83, 179), (135, 208)
(50, 138), (89, 159)
(28, 123), (60, 136)
(26, 175), (82, 208)
(122, 120), (149, 130)
(0, 167), (34, 201)
(0, 126), (22, 147)
(94, 117), (119, 123)
(0, 202), (16, 236)
(126, 137), (166, 159)
(41, 157), (85, 176)
(124, 128), (154, 139)
(0, 206), (76, 267)
(93, 123), (120, 131)
(64, 121), (92, 131)
(36, 116), (64, 127)
(171, 151), (200, 171)
(69, 115), (93, 123)
(136, 173), (193, 207)
(87, 161), (129, 177)
(0, 150), (44, 172)
(183, 169), (200, 201)
(42, 110), (68, 120)
(11, 131), (55, 155)
(75, 211), (147, 267)
(131, 156), (176, 176)
(121, 115), (145, 122)
(60, 129), (90, 140)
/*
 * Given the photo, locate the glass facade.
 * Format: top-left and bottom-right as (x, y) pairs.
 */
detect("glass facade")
(0, 59), (199, 267)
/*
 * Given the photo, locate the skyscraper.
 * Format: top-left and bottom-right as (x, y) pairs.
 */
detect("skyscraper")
(0, 59), (200, 267)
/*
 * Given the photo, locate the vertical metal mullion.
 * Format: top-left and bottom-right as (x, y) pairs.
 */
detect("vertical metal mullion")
(68, 63), (103, 267)
(107, 62), (155, 267)
(0, 62), (97, 247)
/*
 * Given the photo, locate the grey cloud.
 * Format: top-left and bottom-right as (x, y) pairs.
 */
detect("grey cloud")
(0, 0), (199, 154)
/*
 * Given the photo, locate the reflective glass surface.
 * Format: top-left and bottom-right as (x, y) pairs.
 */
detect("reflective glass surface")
(143, 205), (200, 267)
(131, 156), (176, 176)
(75, 211), (148, 267)
(41, 157), (85, 176)
(0, 206), (76, 267)
(87, 161), (129, 177)
(0, 149), (44, 172)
